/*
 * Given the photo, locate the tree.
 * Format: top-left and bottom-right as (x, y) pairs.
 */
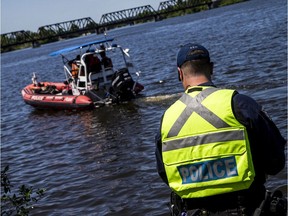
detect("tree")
(1, 165), (45, 216)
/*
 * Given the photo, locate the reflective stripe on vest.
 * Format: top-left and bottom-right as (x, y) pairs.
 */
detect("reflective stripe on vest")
(167, 87), (230, 138)
(161, 86), (255, 198)
(163, 129), (244, 152)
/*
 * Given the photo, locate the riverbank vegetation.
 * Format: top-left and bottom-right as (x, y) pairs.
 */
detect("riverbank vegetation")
(1, 165), (45, 216)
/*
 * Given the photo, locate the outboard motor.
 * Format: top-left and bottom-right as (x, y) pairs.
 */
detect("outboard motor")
(111, 68), (135, 101)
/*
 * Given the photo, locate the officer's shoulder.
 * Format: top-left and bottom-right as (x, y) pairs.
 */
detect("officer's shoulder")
(232, 93), (261, 110)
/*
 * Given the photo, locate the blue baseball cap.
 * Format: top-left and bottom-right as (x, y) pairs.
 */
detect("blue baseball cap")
(177, 43), (210, 67)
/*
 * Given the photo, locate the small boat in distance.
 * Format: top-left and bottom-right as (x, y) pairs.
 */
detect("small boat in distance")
(21, 37), (144, 110)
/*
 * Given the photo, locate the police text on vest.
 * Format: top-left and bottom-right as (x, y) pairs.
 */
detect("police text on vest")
(178, 156), (238, 184)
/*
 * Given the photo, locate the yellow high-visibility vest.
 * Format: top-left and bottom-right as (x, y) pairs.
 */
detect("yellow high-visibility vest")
(161, 86), (255, 198)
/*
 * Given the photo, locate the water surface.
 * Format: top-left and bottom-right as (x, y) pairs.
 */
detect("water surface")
(1, 0), (286, 215)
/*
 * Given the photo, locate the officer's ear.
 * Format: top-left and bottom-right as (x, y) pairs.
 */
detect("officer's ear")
(178, 67), (183, 82)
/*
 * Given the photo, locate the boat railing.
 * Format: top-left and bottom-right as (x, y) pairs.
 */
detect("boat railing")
(63, 65), (72, 80)
(88, 67), (115, 87)
(62, 46), (131, 93)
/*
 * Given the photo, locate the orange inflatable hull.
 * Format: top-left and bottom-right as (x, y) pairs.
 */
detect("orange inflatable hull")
(21, 82), (94, 110)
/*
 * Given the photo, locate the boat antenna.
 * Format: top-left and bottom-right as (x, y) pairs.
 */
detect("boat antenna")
(104, 31), (111, 48)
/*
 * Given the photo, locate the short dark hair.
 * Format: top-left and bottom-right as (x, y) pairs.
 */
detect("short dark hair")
(181, 59), (212, 77)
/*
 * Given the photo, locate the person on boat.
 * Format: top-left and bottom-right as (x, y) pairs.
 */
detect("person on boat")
(71, 55), (81, 78)
(85, 50), (102, 73)
(155, 43), (286, 216)
(99, 44), (113, 68)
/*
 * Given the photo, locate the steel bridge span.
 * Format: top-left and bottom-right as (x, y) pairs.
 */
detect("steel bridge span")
(1, 0), (214, 50)
(99, 5), (158, 28)
(158, 0), (212, 12)
(37, 17), (98, 40)
(1, 17), (98, 49)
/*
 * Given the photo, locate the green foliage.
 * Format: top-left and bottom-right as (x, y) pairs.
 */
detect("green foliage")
(1, 165), (45, 216)
(219, 0), (247, 6)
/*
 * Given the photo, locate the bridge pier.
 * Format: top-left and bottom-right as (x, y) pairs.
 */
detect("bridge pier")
(32, 41), (41, 48)
(154, 14), (163, 22)
(210, 0), (221, 8)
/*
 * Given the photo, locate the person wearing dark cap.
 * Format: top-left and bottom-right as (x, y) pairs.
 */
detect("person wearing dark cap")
(155, 43), (286, 216)
(99, 44), (113, 68)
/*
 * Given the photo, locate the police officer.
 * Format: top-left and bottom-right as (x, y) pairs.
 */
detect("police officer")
(155, 43), (286, 216)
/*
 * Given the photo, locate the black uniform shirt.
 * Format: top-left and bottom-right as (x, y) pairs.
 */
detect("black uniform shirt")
(155, 81), (286, 211)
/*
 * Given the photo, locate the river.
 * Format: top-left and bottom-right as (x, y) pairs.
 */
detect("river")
(1, 0), (287, 215)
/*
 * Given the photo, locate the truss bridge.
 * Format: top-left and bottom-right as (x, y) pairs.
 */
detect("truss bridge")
(99, 5), (158, 28)
(38, 17), (98, 40)
(1, 30), (37, 49)
(1, 0), (217, 51)
(158, 0), (213, 13)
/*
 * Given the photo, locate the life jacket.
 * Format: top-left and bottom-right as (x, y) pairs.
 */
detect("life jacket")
(161, 86), (255, 198)
(71, 62), (79, 78)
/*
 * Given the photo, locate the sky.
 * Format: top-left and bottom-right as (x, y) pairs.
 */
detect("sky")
(1, 0), (164, 34)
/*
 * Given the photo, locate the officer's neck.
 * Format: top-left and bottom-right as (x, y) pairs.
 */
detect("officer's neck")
(182, 75), (211, 90)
